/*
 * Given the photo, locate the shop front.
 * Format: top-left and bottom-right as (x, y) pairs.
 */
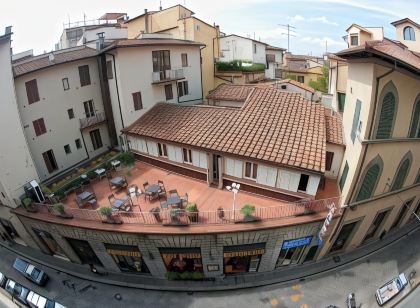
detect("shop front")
(32, 228), (66, 258)
(159, 247), (204, 279)
(223, 243), (266, 274)
(105, 244), (150, 274)
(276, 236), (313, 267)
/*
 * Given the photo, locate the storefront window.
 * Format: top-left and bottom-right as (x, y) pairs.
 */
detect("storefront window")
(32, 228), (66, 257)
(276, 236), (312, 267)
(105, 244), (149, 274)
(223, 243), (266, 274)
(0, 218), (19, 239)
(330, 221), (358, 252)
(159, 248), (203, 278)
(65, 238), (103, 266)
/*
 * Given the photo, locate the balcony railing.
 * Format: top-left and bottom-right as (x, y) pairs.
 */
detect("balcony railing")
(79, 112), (106, 130)
(151, 69), (184, 84)
(30, 197), (340, 227)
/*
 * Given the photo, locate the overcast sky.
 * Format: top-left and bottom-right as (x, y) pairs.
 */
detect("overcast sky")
(1, 0), (419, 56)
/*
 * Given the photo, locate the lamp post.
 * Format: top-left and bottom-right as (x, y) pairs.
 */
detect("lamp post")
(226, 182), (240, 222)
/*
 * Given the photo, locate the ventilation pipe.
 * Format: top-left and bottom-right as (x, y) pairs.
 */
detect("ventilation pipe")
(96, 32), (105, 50)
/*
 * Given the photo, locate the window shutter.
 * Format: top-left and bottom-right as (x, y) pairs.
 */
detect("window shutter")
(355, 164), (380, 202)
(132, 92), (142, 111)
(178, 82), (184, 97)
(225, 158), (234, 176)
(351, 100), (361, 142)
(278, 170), (291, 190)
(233, 160), (243, 178)
(390, 159), (410, 191)
(338, 93), (346, 112)
(376, 92), (395, 139)
(409, 100), (420, 138)
(199, 152), (207, 168)
(256, 165), (268, 185)
(326, 151), (334, 171)
(26, 79), (39, 104)
(339, 162), (349, 191)
(42, 151), (54, 173)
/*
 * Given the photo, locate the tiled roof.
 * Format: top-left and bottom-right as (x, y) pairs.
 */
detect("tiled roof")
(327, 53), (347, 62)
(391, 18), (420, 28)
(325, 113), (345, 146)
(266, 45), (286, 51)
(125, 87), (327, 173)
(277, 79), (316, 94)
(206, 84), (255, 102)
(99, 13), (127, 20)
(13, 46), (97, 77)
(101, 38), (204, 52)
(337, 38), (420, 72)
(346, 23), (372, 34)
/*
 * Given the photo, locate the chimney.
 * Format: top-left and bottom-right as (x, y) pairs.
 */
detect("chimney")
(48, 53), (55, 62)
(145, 9), (149, 33)
(96, 32), (105, 50)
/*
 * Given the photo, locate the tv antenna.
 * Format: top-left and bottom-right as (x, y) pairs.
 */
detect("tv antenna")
(278, 24), (296, 52)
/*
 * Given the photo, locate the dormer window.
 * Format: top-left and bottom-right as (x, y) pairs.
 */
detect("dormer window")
(350, 35), (358, 46)
(403, 26), (415, 41)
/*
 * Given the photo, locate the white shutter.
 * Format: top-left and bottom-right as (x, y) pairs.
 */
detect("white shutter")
(278, 170), (291, 190)
(257, 165), (268, 185)
(288, 172), (300, 192)
(199, 152), (208, 169)
(192, 150), (200, 167)
(225, 158), (234, 176)
(167, 145), (176, 161)
(146, 140), (158, 157)
(128, 136), (137, 151)
(234, 160), (243, 178)
(138, 138), (148, 153)
(174, 147), (183, 163)
(306, 175), (320, 195)
(266, 167), (277, 187)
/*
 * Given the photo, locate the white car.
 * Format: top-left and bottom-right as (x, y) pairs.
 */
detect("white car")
(26, 290), (67, 308)
(375, 273), (408, 306)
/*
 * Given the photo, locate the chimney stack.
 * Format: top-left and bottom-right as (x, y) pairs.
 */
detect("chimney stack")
(96, 32), (105, 50)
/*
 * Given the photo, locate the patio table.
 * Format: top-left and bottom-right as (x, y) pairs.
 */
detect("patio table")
(111, 196), (130, 209)
(167, 196), (181, 207)
(95, 168), (106, 176)
(78, 191), (93, 201)
(146, 184), (160, 194)
(111, 160), (121, 169)
(110, 176), (125, 186)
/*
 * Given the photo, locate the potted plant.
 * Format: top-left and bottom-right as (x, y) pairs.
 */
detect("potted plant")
(99, 206), (122, 224)
(22, 197), (37, 213)
(191, 271), (205, 280)
(240, 204), (258, 222)
(150, 207), (161, 222)
(165, 271), (180, 280)
(53, 203), (73, 219)
(217, 207), (225, 219)
(179, 271), (191, 280)
(185, 203), (198, 222)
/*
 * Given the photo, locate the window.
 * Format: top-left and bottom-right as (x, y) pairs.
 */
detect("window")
(75, 139), (82, 149)
(390, 153), (412, 191)
(158, 143), (168, 157)
(105, 244), (150, 274)
(339, 162), (349, 191)
(376, 89), (397, 139)
(67, 108), (74, 119)
(244, 162), (258, 180)
(64, 144), (71, 155)
(297, 76), (304, 83)
(403, 26), (416, 41)
(351, 99), (361, 143)
(165, 84), (173, 100)
(132, 92), (143, 111)
(78, 65), (91, 86)
(355, 156), (383, 202)
(33, 118), (47, 136)
(83, 100), (95, 117)
(42, 149), (58, 173)
(152, 50), (171, 78)
(410, 200), (420, 221)
(350, 35), (358, 46)
(178, 81), (189, 97)
(281, 85), (287, 90)
(89, 129), (103, 150)
(363, 210), (390, 242)
(298, 174), (309, 191)
(409, 98), (420, 138)
(330, 221), (358, 252)
(62, 78), (70, 90)
(337, 92), (346, 112)
(25, 79), (40, 104)
(182, 148), (192, 164)
(416, 169), (420, 184)
(391, 199), (413, 229)
(276, 245), (306, 267)
(326, 151), (334, 171)
(181, 53), (188, 67)
(32, 228), (65, 257)
(106, 60), (113, 79)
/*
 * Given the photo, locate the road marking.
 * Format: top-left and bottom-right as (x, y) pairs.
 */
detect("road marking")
(291, 294), (303, 302)
(292, 284), (303, 290)
(270, 298), (279, 306)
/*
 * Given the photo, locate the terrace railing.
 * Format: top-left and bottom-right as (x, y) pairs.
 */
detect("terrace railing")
(79, 112), (106, 130)
(32, 197), (340, 226)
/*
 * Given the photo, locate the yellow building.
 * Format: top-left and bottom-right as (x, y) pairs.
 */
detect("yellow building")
(123, 5), (220, 99)
(282, 53), (324, 87)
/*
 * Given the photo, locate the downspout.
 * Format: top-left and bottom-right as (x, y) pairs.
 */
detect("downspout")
(80, 131), (90, 159)
(200, 46), (204, 102)
(105, 52), (125, 129)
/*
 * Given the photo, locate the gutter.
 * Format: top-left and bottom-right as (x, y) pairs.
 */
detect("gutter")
(104, 52), (125, 129)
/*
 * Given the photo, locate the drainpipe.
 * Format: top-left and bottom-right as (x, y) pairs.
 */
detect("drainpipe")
(199, 46), (204, 102)
(105, 52), (125, 130)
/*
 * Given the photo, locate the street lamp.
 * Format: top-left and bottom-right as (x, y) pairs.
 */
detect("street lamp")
(226, 182), (240, 221)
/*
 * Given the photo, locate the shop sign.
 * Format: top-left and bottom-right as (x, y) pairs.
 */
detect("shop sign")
(281, 236), (313, 249)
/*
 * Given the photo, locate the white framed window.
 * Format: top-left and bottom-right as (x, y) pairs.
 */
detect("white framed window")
(244, 162), (258, 180)
(158, 143), (168, 157)
(182, 148), (192, 164)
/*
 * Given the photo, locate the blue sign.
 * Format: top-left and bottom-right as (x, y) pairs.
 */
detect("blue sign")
(282, 236), (313, 249)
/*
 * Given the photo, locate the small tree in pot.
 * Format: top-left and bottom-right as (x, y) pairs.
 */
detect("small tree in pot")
(99, 206), (122, 224)
(22, 197), (37, 213)
(185, 203), (198, 222)
(217, 207), (225, 219)
(150, 207), (161, 222)
(53, 203), (73, 219)
(240, 204), (258, 222)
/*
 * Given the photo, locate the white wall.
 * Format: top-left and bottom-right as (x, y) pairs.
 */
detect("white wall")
(14, 58), (110, 181)
(273, 82), (314, 101)
(220, 35), (266, 64)
(80, 27), (128, 46)
(0, 37), (39, 206)
(325, 143), (345, 179)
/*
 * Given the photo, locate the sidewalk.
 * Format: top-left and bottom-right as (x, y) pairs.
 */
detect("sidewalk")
(1, 221), (419, 292)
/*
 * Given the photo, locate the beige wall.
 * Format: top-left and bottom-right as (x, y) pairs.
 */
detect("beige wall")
(325, 143), (345, 179)
(394, 21), (420, 52)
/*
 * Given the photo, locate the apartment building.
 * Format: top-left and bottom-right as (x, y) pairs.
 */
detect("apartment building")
(344, 24), (384, 48)
(327, 53), (348, 112)
(282, 53), (324, 87)
(265, 45), (285, 80)
(391, 18), (420, 52)
(123, 4), (220, 98)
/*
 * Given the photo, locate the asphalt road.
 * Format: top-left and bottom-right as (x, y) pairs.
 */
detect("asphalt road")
(395, 284), (419, 308)
(0, 228), (419, 308)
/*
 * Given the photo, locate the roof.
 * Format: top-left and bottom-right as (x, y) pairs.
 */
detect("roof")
(327, 53), (347, 62)
(125, 87), (327, 173)
(126, 4), (194, 23)
(325, 113), (345, 145)
(285, 53), (323, 61)
(266, 45), (286, 51)
(221, 34), (269, 46)
(276, 79), (316, 94)
(283, 61), (323, 74)
(99, 13), (127, 20)
(101, 38), (204, 52)
(345, 23), (372, 34)
(391, 18), (420, 28)
(206, 84), (255, 102)
(336, 38), (420, 72)
(13, 46), (97, 77)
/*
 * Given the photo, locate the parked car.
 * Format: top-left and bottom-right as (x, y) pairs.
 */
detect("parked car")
(13, 257), (48, 286)
(5, 278), (29, 305)
(375, 273), (408, 306)
(26, 290), (67, 308)
(0, 271), (6, 288)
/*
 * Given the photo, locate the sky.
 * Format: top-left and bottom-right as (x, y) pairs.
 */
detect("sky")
(1, 0), (419, 56)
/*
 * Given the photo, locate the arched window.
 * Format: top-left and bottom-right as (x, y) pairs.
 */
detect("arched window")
(390, 152), (412, 191)
(375, 82), (398, 139)
(355, 156), (383, 202)
(409, 96), (420, 138)
(403, 26), (416, 41)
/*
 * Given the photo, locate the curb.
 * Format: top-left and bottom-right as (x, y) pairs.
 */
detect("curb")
(390, 280), (419, 308)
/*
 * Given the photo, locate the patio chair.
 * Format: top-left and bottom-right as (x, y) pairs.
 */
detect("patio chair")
(160, 201), (168, 209)
(143, 182), (150, 189)
(181, 193), (188, 207)
(168, 189), (178, 197)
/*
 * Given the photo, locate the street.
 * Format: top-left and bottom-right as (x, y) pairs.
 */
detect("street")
(0, 228), (419, 308)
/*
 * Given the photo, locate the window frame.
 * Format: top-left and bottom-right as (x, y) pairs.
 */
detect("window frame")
(106, 60), (114, 79)
(408, 96), (420, 138)
(298, 174), (310, 192)
(390, 151), (412, 192)
(62, 78), (70, 91)
(354, 155), (383, 202)
(374, 81), (398, 140)
(78, 65), (91, 87)
(325, 151), (334, 171)
(83, 100), (95, 118)
(64, 144), (72, 155)
(132, 92), (143, 111)
(362, 208), (391, 243)
(75, 139), (82, 149)
(42, 149), (58, 173)
(351, 99), (362, 143)
(339, 162), (349, 191)
(89, 129), (103, 150)
(165, 84), (173, 100)
(158, 143), (168, 158)
(350, 34), (358, 46)
(181, 53), (188, 67)
(297, 76), (304, 83)
(337, 92), (346, 112)
(403, 26), (416, 41)
(244, 161), (258, 180)
(33, 118), (47, 137)
(25, 79), (40, 104)
(67, 108), (74, 119)
(178, 81), (189, 97)
(182, 148), (193, 164)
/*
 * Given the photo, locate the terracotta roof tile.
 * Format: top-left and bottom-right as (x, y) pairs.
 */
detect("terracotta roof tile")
(325, 113), (345, 146)
(276, 79), (316, 93)
(206, 84), (255, 102)
(125, 87), (327, 173)
(102, 38), (204, 52)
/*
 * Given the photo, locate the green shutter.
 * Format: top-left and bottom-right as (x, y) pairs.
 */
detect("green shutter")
(356, 164), (380, 202)
(338, 93), (346, 112)
(409, 100), (420, 138)
(339, 162), (349, 191)
(351, 100), (361, 142)
(376, 92), (396, 139)
(391, 159), (410, 191)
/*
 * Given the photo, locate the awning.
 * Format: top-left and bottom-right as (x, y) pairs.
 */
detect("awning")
(105, 244), (141, 257)
(159, 247), (201, 259)
(223, 243), (266, 258)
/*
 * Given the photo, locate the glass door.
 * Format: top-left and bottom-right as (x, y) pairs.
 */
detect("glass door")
(212, 154), (220, 183)
(83, 100), (95, 118)
(248, 255), (260, 272)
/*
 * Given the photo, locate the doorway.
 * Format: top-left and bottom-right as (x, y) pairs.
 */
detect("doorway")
(212, 154), (221, 184)
(66, 238), (102, 266)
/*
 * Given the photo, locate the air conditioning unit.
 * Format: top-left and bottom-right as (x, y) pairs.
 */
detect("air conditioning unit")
(24, 180), (45, 203)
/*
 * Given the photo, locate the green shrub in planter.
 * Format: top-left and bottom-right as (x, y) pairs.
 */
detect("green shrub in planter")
(185, 203), (198, 212)
(120, 151), (135, 166)
(179, 271), (191, 280)
(192, 271), (204, 280)
(22, 197), (33, 208)
(240, 204), (256, 216)
(53, 203), (65, 213)
(165, 271), (180, 280)
(99, 206), (113, 217)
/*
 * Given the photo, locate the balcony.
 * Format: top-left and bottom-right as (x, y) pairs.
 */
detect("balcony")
(151, 69), (184, 84)
(79, 112), (106, 130)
